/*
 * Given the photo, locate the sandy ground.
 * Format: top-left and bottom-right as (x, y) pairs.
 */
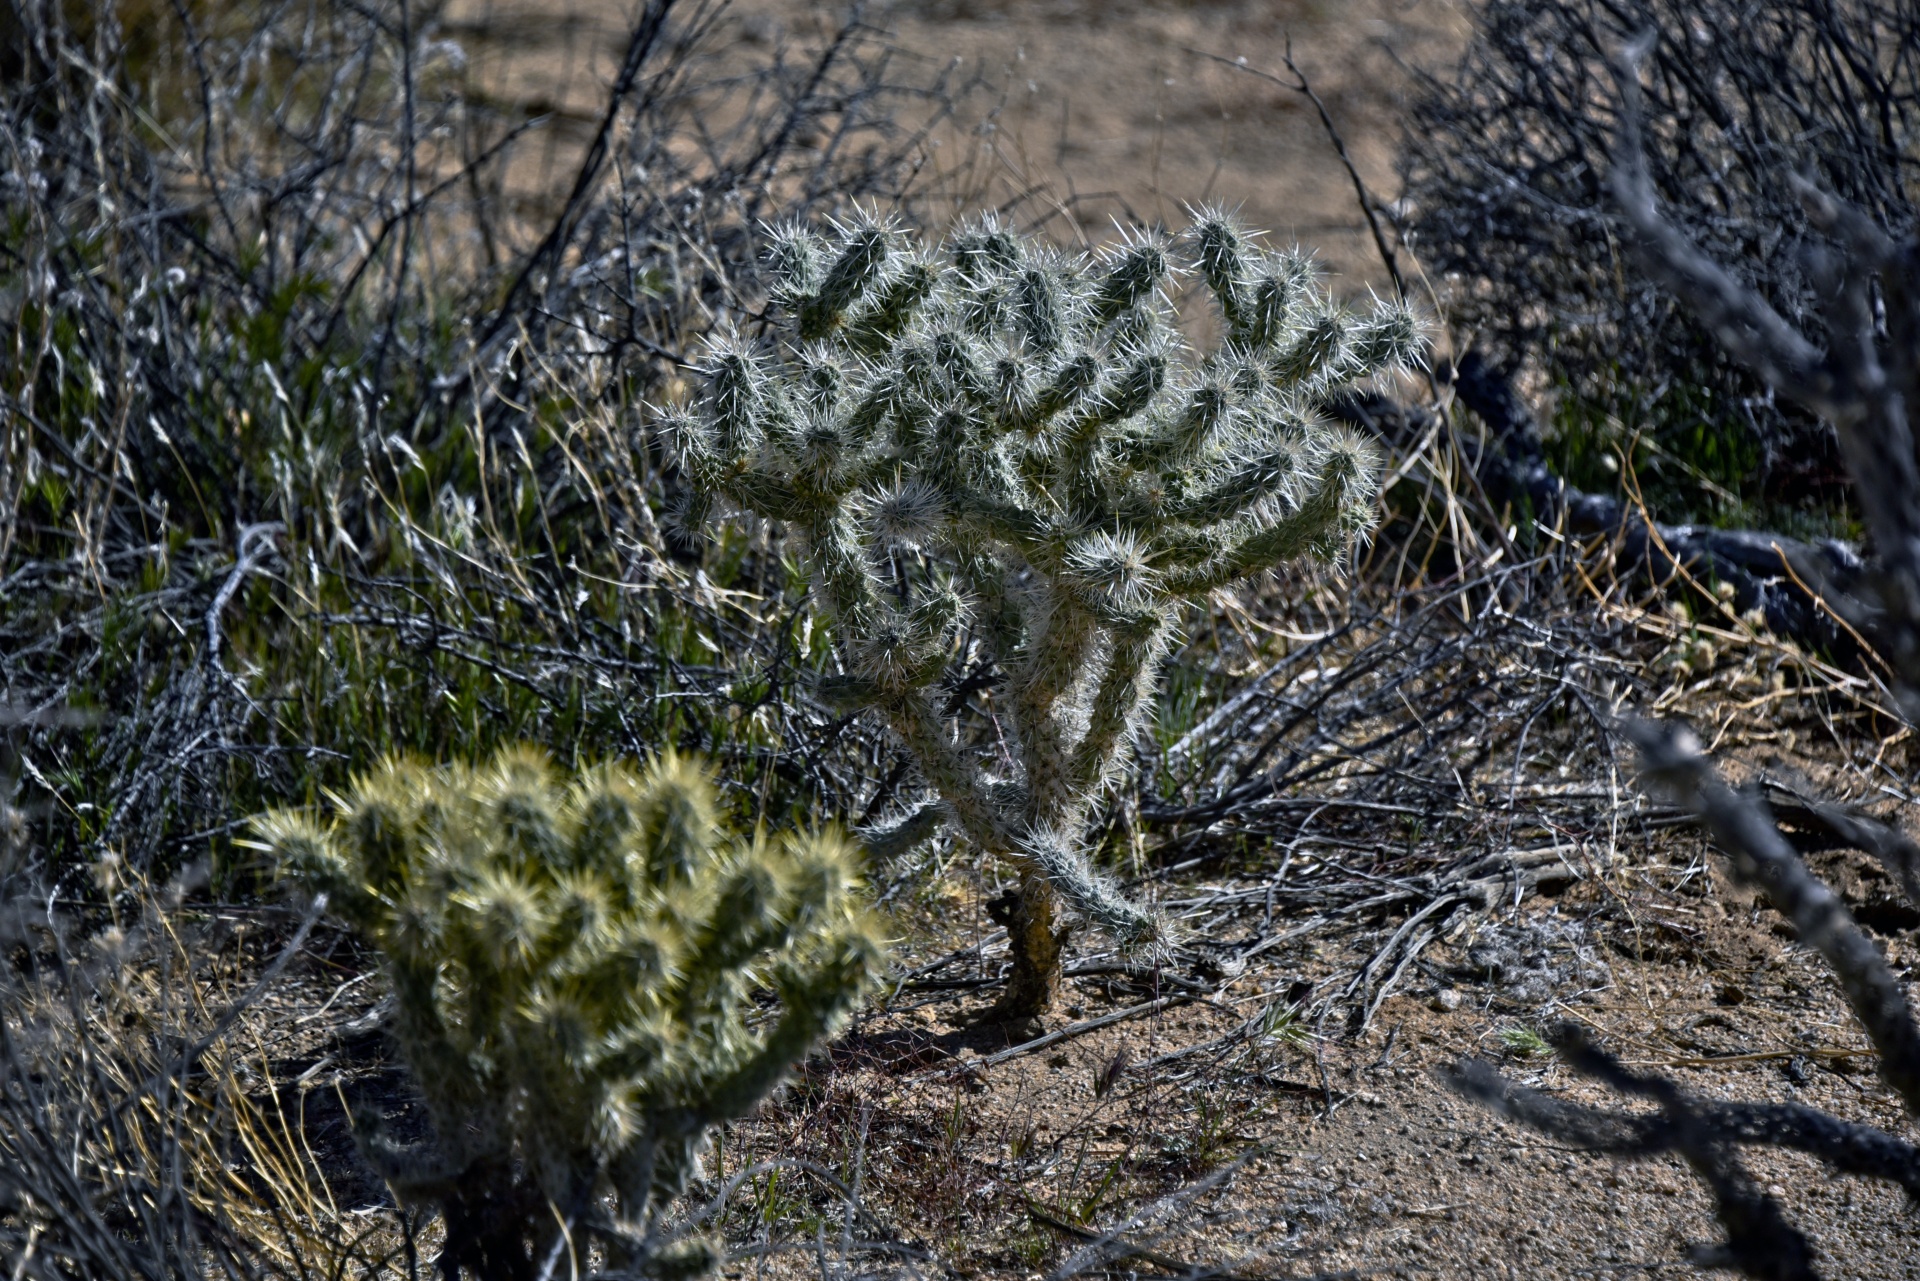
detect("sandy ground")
(435, 0), (1467, 296)
(721, 836), (1920, 1279)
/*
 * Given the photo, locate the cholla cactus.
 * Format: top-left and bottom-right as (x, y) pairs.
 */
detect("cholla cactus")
(662, 210), (1422, 1018)
(252, 747), (885, 1281)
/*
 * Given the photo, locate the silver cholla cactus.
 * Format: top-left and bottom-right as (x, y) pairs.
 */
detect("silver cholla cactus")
(253, 747), (886, 1278)
(661, 209), (1422, 1015)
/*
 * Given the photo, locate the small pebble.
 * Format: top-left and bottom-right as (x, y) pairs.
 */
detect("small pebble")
(1431, 988), (1462, 1012)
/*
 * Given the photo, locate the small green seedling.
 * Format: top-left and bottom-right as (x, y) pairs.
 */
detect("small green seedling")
(1500, 1025), (1552, 1059)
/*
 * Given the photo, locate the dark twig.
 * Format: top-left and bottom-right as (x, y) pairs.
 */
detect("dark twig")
(463, 0), (678, 370)
(1189, 45), (1404, 301)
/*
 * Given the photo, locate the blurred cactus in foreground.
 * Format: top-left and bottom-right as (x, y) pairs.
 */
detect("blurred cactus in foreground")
(252, 747), (886, 1281)
(662, 211), (1422, 1018)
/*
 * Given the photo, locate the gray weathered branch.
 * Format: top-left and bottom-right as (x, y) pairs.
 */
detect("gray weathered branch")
(1609, 40), (1920, 716)
(1626, 720), (1920, 1117)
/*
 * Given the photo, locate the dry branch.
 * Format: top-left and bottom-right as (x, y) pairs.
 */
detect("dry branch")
(1606, 37), (1920, 717)
(1402, 0), (1920, 511)
(1447, 31), (1920, 1277)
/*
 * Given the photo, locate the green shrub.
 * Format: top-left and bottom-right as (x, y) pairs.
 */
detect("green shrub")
(2, 0), (950, 882)
(662, 211), (1422, 1017)
(252, 746), (887, 1280)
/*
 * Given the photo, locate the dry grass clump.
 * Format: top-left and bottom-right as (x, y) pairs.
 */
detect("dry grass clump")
(0, 828), (412, 1278)
(0, 0), (974, 883)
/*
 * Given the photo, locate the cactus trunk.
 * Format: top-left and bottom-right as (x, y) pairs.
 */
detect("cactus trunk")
(438, 1166), (544, 1281)
(991, 870), (1066, 1022)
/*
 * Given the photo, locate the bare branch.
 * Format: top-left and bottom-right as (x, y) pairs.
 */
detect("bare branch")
(1625, 719), (1920, 1116)
(1605, 42), (1841, 422)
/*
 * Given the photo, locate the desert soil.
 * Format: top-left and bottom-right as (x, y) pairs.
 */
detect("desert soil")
(437, 0), (1466, 296)
(711, 825), (1919, 1280)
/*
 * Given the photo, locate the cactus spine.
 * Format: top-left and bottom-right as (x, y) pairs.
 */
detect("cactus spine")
(252, 747), (885, 1280)
(665, 210), (1421, 1018)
